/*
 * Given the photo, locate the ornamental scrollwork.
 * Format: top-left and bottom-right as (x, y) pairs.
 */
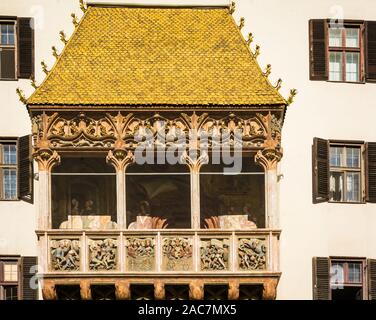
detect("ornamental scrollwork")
(200, 238), (230, 271)
(238, 238), (267, 270)
(50, 239), (80, 271)
(126, 237), (155, 271)
(31, 111), (275, 152)
(162, 237), (193, 271)
(88, 238), (118, 271)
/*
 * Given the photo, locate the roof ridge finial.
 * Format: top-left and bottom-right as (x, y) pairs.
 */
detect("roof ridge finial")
(246, 32), (253, 46)
(275, 79), (282, 91)
(30, 77), (38, 89)
(253, 45), (260, 59)
(286, 89), (297, 106)
(263, 64), (271, 77)
(229, 2), (236, 14)
(41, 61), (49, 75)
(238, 17), (245, 30)
(16, 88), (27, 104)
(59, 30), (68, 45)
(52, 46), (60, 59)
(79, 0), (87, 13)
(71, 13), (79, 28)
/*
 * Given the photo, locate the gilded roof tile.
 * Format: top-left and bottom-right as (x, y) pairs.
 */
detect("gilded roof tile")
(27, 6), (286, 106)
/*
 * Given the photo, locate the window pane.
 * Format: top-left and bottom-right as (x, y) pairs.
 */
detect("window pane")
(0, 34), (6, 45)
(126, 174), (191, 229)
(330, 172), (344, 201)
(330, 147), (344, 167)
(0, 24), (15, 45)
(200, 167), (265, 228)
(346, 172), (360, 202)
(4, 285), (18, 300)
(348, 263), (362, 283)
(329, 28), (343, 47)
(329, 52), (343, 81)
(3, 144), (17, 164)
(346, 28), (359, 48)
(331, 262), (345, 285)
(3, 169), (17, 200)
(346, 147), (360, 168)
(346, 52), (359, 82)
(4, 263), (18, 282)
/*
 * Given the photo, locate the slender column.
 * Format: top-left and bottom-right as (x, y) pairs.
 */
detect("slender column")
(255, 148), (282, 229)
(106, 149), (135, 229)
(181, 151), (208, 229)
(34, 149), (61, 230)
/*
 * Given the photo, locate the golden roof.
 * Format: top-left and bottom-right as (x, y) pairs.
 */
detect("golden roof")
(27, 6), (286, 107)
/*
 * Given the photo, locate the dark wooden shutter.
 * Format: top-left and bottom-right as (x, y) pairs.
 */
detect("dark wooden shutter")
(312, 257), (330, 300)
(365, 142), (376, 203)
(21, 256), (38, 300)
(17, 135), (33, 203)
(309, 19), (328, 80)
(0, 48), (16, 79)
(368, 259), (376, 300)
(312, 138), (329, 203)
(366, 21), (376, 82)
(17, 17), (34, 79)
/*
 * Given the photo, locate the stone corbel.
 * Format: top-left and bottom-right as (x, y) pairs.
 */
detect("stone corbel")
(255, 147), (283, 171)
(41, 280), (57, 300)
(80, 280), (92, 300)
(115, 280), (130, 300)
(106, 149), (135, 172)
(34, 148), (61, 172)
(262, 278), (278, 300)
(189, 280), (204, 300)
(154, 281), (165, 300)
(228, 280), (239, 300)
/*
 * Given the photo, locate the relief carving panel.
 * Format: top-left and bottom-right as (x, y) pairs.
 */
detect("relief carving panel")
(200, 238), (230, 271)
(88, 238), (118, 271)
(162, 237), (193, 271)
(126, 237), (155, 271)
(50, 239), (80, 271)
(238, 238), (267, 270)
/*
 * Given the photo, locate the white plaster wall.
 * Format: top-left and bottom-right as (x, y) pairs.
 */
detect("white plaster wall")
(231, 0), (376, 299)
(0, 0), (375, 299)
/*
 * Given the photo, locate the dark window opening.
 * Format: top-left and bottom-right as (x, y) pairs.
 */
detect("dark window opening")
(126, 163), (190, 229)
(204, 284), (228, 300)
(91, 285), (116, 300)
(239, 285), (263, 300)
(51, 157), (116, 229)
(130, 284), (154, 300)
(56, 285), (81, 300)
(165, 284), (189, 300)
(200, 157), (265, 228)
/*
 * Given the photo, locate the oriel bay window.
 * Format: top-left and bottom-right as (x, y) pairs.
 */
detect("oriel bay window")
(126, 162), (191, 229)
(312, 138), (376, 204)
(51, 156), (117, 229)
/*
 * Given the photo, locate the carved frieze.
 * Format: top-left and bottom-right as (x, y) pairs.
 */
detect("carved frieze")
(50, 239), (80, 271)
(126, 237), (155, 271)
(162, 237), (193, 271)
(238, 238), (267, 271)
(31, 112), (274, 152)
(88, 238), (118, 271)
(200, 238), (230, 271)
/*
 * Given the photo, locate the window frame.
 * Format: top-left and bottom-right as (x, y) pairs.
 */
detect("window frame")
(328, 141), (365, 204)
(329, 257), (367, 300)
(0, 18), (17, 81)
(327, 21), (365, 84)
(0, 138), (18, 201)
(0, 256), (20, 300)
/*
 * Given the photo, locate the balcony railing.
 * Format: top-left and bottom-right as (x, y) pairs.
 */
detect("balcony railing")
(36, 229), (280, 275)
